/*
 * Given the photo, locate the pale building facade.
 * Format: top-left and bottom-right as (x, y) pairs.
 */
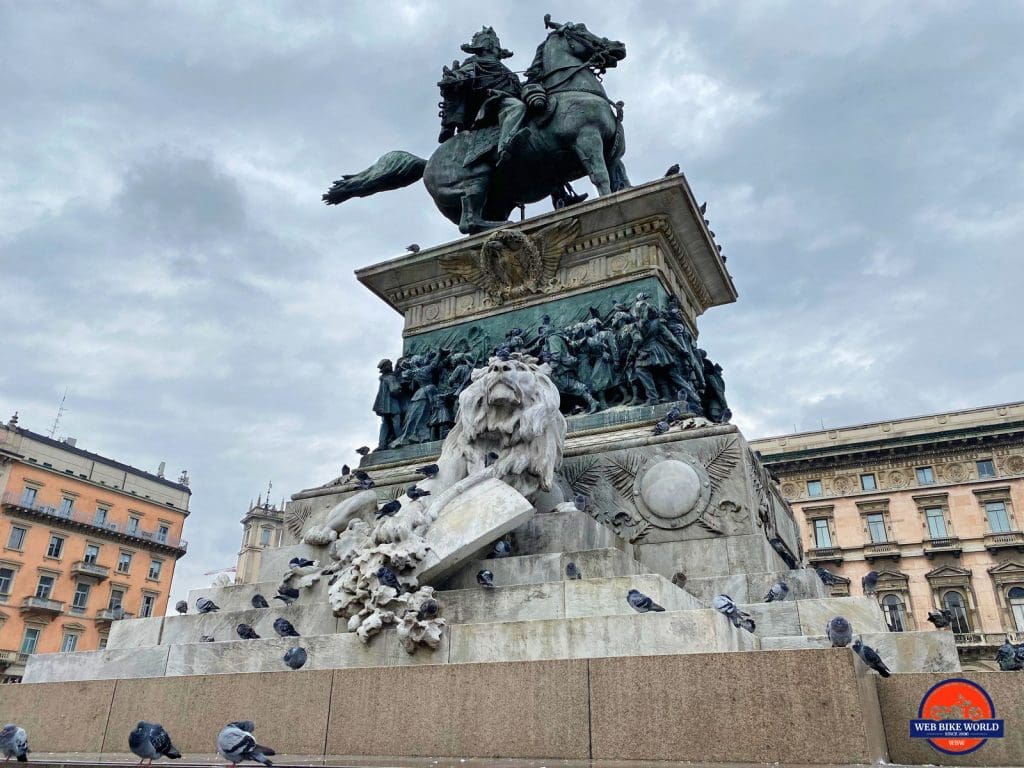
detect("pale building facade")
(0, 415), (190, 681)
(752, 402), (1024, 668)
(235, 499), (284, 584)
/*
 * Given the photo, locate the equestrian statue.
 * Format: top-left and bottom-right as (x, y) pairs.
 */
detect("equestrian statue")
(322, 15), (630, 234)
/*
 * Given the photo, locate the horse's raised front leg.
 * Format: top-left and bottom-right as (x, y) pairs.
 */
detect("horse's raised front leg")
(572, 127), (612, 196)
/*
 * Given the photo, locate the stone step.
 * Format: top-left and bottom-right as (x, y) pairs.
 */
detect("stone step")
(739, 595), (889, 637)
(188, 578), (327, 614)
(761, 629), (960, 673)
(436, 546), (642, 590)
(683, 567), (831, 604)
(507, 507), (629, 557)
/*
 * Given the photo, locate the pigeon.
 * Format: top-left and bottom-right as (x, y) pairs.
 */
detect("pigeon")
(174, 600), (188, 614)
(927, 609), (953, 629)
(996, 637), (1024, 671)
(489, 539), (512, 558)
(376, 566), (402, 592)
(273, 617), (300, 637)
(494, 346), (511, 361)
(477, 569), (495, 588)
(671, 571), (687, 588)
(565, 562), (582, 580)
(356, 476), (375, 490)
(665, 405), (682, 423)
(814, 567), (843, 587)
(769, 538), (799, 570)
(199, 635), (216, 643)
(699, 201), (707, 215)
(416, 463), (439, 479)
(217, 722), (275, 767)
(0, 724), (29, 763)
(129, 721), (181, 765)
(651, 420), (670, 436)
(196, 597), (219, 614)
(862, 570), (879, 596)
(712, 594), (756, 633)
(289, 557), (316, 569)
(376, 499), (401, 518)
(251, 594), (269, 609)
(406, 243), (421, 253)
(406, 484), (431, 501)
(355, 446), (371, 456)
(340, 464), (350, 477)
(274, 586), (299, 606)
(826, 616), (853, 648)
(236, 623), (260, 640)
(627, 588), (665, 613)
(664, 163), (680, 176)
(417, 598), (440, 620)
(484, 451), (499, 467)
(283, 647), (307, 670)
(852, 639), (891, 677)
(763, 580), (789, 603)
(573, 494), (587, 512)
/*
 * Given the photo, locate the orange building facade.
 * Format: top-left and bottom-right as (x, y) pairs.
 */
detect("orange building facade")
(0, 415), (189, 681)
(752, 402), (1024, 670)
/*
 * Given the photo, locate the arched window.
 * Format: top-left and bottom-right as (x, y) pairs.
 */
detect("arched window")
(881, 594), (907, 632)
(1009, 586), (1024, 632)
(942, 590), (971, 633)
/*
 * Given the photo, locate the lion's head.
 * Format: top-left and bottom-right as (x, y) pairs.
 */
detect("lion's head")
(440, 353), (566, 500)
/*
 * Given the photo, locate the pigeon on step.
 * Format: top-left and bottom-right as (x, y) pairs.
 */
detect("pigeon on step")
(273, 618), (300, 638)
(217, 722), (275, 767)
(196, 597), (219, 613)
(0, 724), (29, 763)
(826, 616), (853, 648)
(129, 721), (181, 765)
(712, 594), (756, 633)
(627, 589), (665, 613)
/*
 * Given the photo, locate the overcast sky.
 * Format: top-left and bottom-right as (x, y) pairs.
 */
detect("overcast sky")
(2, 1), (1022, 608)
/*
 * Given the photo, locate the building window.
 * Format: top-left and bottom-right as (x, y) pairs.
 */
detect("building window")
(21, 627), (40, 654)
(108, 588), (125, 610)
(117, 552), (132, 573)
(0, 567), (14, 596)
(72, 582), (91, 612)
(46, 535), (65, 559)
(157, 525), (169, 543)
(860, 473), (877, 491)
(6, 526), (26, 550)
(35, 575), (55, 599)
(260, 527), (272, 546)
(916, 466), (935, 485)
(94, 507), (108, 526)
(807, 480), (823, 497)
(148, 560), (162, 580)
(1009, 586), (1024, 632)
(127, 516), (140, 535)
(881, 594), (907, 632)
(84, 544), (100, 563)
(20, 487), (37, 507)
(942, 591), (971, 633)
(812, 518), (832, 548)
(985, 501), (1012, 533)
(58, 497), (74, 516)
(976, 459), (996, 479)
(925, 508), (948, 539)
(60, 633), (79, 653)
(98, 636), (108, 650)
(140, 594), (155, 618)
(866, 513), (887, 543)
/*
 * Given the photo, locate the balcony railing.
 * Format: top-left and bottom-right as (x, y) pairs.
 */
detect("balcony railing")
(863, 542), (901, 561)
(20, 596), (64, 616)
(0, 650), (18, 665)
(71, 560), (110, 580)
(923, 536), (963, 557)
(95, 608), (133, 623)
(954, 632), (986, 646)
(983, 530), (1024, 552)
(2, 492), (187, 552)
(807, 546), (844, 564)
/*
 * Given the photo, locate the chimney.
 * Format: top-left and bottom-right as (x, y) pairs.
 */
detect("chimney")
(157, 461), (166, 478)
(63, 437), (77, 447)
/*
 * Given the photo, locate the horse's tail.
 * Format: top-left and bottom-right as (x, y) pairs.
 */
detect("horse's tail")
(322, 150), (427, 205)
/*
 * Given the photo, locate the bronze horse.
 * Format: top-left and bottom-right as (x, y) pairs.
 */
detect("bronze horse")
(323, 17), (630, 234)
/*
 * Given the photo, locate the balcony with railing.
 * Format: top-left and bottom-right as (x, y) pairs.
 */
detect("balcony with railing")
(863, 542), (901, 562)
(983, 530), (1024, 552)
(20, 596), (64, 618)
(1, 492), (187, 554)
(806, 546), (844, 565)
(0, 650), (18, 665)
(95, 608), (133, 625)
(71, 560), (110, 581)
(954, 632), (986, 646)
(923, 536), (963, 558)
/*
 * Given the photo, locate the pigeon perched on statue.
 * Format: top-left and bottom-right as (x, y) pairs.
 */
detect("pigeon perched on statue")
(861, 570), (879, 596)
(664, 405), (682, 423)
(417, 598), (440, 620)
(826, 616), (853, 647)
(273, 618), (300, 637)
(489, 539), (512, 558)
(289, 557), (316, 569)
(0, 724), (29, 763)
(477, 569), (495, 588)
(340, 464), (350, 477)
(664, 163), (680, 176)
(405, 243), (421, 253)
(251, 594), (269, 609)
(565, 562), (582, 580)
(196, 597), (219, 613)
(174, 600), (188, 614)
(573, 494), (587, 512)
(283, 647), (307, 670)
(769, 538), (798, 570)
(484, 451), (499, 467)
(651, 420), (670, 436)
(375, 566), (402, 592)
(852, 639), (891, 677)
(627, 589), (665, 613)
(406, 484), (431, 501)
(274, 587), (299, 606)
(355, 446), (370, 456)
(927, 609), (953, 629)
(814, 567), (843, 587)
(217, 722), (275, 767)
(129, 721), (181, 765)
(236, 623), (260, 640)
(763, 580), (789, 603)
(416, 463), (439, 479)
(712, 594), (756, 633)
(376, 499), (401, 519)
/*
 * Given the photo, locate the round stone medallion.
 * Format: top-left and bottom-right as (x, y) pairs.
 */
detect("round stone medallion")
(633, 457), (712, 529)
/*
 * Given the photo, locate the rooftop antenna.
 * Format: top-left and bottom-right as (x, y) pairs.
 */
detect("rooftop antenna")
(48, 387), (69, 438)
(265, 480), (273, 509)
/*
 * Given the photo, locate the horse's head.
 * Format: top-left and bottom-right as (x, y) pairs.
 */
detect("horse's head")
(544, 16), (626, 70)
